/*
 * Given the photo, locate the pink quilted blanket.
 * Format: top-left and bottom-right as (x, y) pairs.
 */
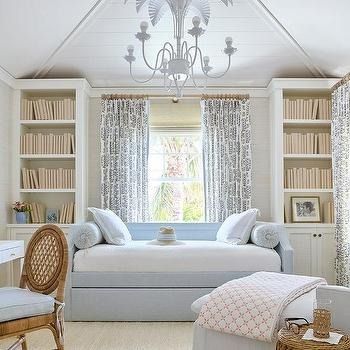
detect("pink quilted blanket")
(196, 272), (326, 342)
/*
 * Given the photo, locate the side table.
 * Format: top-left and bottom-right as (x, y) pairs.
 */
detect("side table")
(0, 240), (24, 286)
(277, 325), (350, 350)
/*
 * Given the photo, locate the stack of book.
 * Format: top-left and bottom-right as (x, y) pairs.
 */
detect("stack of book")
(28, 202), (45, 224)
(323, 201), (335, 223)
(21, 98), (76, 120)
(283, 132), (331, 154)
(283, 98), (331, 120)
(59, 202), (75, 224)
(284, 168), (333, 189)
(20, 133), (75, 154)
(21, 168), (75, 189)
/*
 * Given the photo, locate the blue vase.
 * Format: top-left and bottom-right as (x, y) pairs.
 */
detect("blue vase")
(16, 212), (27, 224)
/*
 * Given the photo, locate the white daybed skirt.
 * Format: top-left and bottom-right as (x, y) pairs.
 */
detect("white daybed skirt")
(192, 289), (316, 350)
(73, 241), (281, 272)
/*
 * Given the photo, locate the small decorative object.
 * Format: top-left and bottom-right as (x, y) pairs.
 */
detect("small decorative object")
(313, 299), (332, 339)
(157, 226), (176, 242)
(291, 196), (321, 223)
(46, 208), (59, 223)
(12, 201), (30, 224)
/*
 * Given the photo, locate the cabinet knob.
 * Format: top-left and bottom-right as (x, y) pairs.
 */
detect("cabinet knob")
(318, 234), (322, 238)
(313, 234), (317, 237)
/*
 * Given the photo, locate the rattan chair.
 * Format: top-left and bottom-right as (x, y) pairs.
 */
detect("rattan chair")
(0, 224), (68, 350)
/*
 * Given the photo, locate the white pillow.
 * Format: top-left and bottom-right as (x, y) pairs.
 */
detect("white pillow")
(216, 208), (259, 244)
(71, 221), (104, 249)
(250, 224), (280, 249)
(88, 207), (132, 245)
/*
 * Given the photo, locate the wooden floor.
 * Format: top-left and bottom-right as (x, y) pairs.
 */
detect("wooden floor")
(0, 322), (193, 350)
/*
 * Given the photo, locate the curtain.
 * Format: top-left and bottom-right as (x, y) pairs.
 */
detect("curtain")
(201, 95), (252, 222)
(100, 96), (149, 222)
(332, 73), (350, 286)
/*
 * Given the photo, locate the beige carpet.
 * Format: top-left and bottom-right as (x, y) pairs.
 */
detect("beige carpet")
(0, 322), (193, 350)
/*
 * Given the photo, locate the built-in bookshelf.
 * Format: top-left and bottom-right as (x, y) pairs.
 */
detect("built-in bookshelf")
(269, 79), (338, 225)
(283, 92), (333, 224)
(269, 79), (339, 283)
(10, 80), (89, 226)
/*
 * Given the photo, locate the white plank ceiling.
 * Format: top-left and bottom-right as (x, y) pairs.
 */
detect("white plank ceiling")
(0, 0), (348, 87)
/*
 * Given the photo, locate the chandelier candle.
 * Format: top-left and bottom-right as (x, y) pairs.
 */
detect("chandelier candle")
(124, 0), (237, 97)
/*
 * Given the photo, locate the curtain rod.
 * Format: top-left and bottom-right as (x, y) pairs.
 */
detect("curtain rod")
(201, 93), (249, 100)
(102, 94), (148, 100)
(101, 93), (250, 100)
(332, 72), (350, 92)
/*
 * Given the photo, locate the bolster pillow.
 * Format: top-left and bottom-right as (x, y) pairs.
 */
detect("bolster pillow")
(250, 224), (280, 249)
(71, 222), (104, 249)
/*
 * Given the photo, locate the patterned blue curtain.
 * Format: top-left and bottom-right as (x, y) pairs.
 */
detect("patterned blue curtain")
(332, 73), (350, 286)
(100, 96), (149, 222)
(201, 95), (252, 222)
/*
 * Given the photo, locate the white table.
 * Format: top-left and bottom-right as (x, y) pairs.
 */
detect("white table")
(0, 240), (24, 286)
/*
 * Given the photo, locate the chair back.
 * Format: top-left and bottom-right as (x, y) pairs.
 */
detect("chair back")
(20, 224), (68, 302)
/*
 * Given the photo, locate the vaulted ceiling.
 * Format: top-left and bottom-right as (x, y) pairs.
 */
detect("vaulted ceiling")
(0, 0), (348, 87)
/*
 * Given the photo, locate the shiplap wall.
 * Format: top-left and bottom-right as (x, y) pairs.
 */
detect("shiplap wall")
(0, 79), (13, 284)
(87, 96), (271, 221)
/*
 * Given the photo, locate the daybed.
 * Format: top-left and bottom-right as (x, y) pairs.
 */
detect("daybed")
(65, 222), (293, 321)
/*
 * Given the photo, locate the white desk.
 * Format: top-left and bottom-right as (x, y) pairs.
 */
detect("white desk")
(0, 240), (24, 286)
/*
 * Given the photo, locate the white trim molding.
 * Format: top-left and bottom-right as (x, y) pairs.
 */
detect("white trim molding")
(0, 65), (16, 88)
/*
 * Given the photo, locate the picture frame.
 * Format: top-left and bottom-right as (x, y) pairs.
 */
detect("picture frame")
(291, 196), (321, 223)
(46, 208), (59, 223)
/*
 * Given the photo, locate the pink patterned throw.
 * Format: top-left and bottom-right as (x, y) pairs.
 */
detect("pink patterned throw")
(196, 272), (326, 342)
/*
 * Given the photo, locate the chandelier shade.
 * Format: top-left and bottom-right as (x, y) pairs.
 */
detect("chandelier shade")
(124, 0), (237, 97)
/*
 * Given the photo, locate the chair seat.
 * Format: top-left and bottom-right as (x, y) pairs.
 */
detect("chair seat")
(0, 287), (55, 322)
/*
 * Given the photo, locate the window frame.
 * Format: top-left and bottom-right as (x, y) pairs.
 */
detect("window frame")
(148, 126), (205, 223)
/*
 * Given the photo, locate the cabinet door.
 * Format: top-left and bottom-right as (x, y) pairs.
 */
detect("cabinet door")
(287, 228), (316, 276)
(316, 227), (336, 284)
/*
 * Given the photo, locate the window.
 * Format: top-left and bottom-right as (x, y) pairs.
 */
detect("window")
(148, 130), (205, 222)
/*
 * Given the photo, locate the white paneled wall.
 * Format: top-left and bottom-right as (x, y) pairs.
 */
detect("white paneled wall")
(250, 97), (271, 221)
(0, 79), (13, 285)
(87, 96), (271, 221)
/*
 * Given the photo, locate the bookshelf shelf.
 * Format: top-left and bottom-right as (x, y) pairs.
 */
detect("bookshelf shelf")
(19, 189), (76, 193)
(284, 154), (332, 160)
(284, 189), (333, 193)
(7, 223), (74, 228)
(20, 154), (76, 160)
(20, 120), (76, 128)
(283, 120), (331, 128)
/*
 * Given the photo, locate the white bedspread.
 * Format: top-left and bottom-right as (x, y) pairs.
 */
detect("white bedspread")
(73, 241), (281, 272)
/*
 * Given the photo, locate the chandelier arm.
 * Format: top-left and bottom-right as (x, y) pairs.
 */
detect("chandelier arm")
(197, 47), (232, 78)
(188, 51), (207, 90)
(141, 41), (174, 71)
(181, 40), (188, 60)
(129, 63), (156, 83)
(186, 36), (200, 69)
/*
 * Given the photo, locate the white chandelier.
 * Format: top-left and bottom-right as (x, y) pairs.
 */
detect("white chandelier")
(124, 0), (237, 97)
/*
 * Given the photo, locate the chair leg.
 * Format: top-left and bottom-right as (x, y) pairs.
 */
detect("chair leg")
(20, 335), (28, 350)
(50, 325), (64, 350)
(7, 335), (27, 350)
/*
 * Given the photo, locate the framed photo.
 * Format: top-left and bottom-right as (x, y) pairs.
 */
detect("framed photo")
(46, 208), (59, 223)
(291, 196), (321, 223)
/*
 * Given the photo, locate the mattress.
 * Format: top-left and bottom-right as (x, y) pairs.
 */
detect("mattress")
(73, 241), (281, 272)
